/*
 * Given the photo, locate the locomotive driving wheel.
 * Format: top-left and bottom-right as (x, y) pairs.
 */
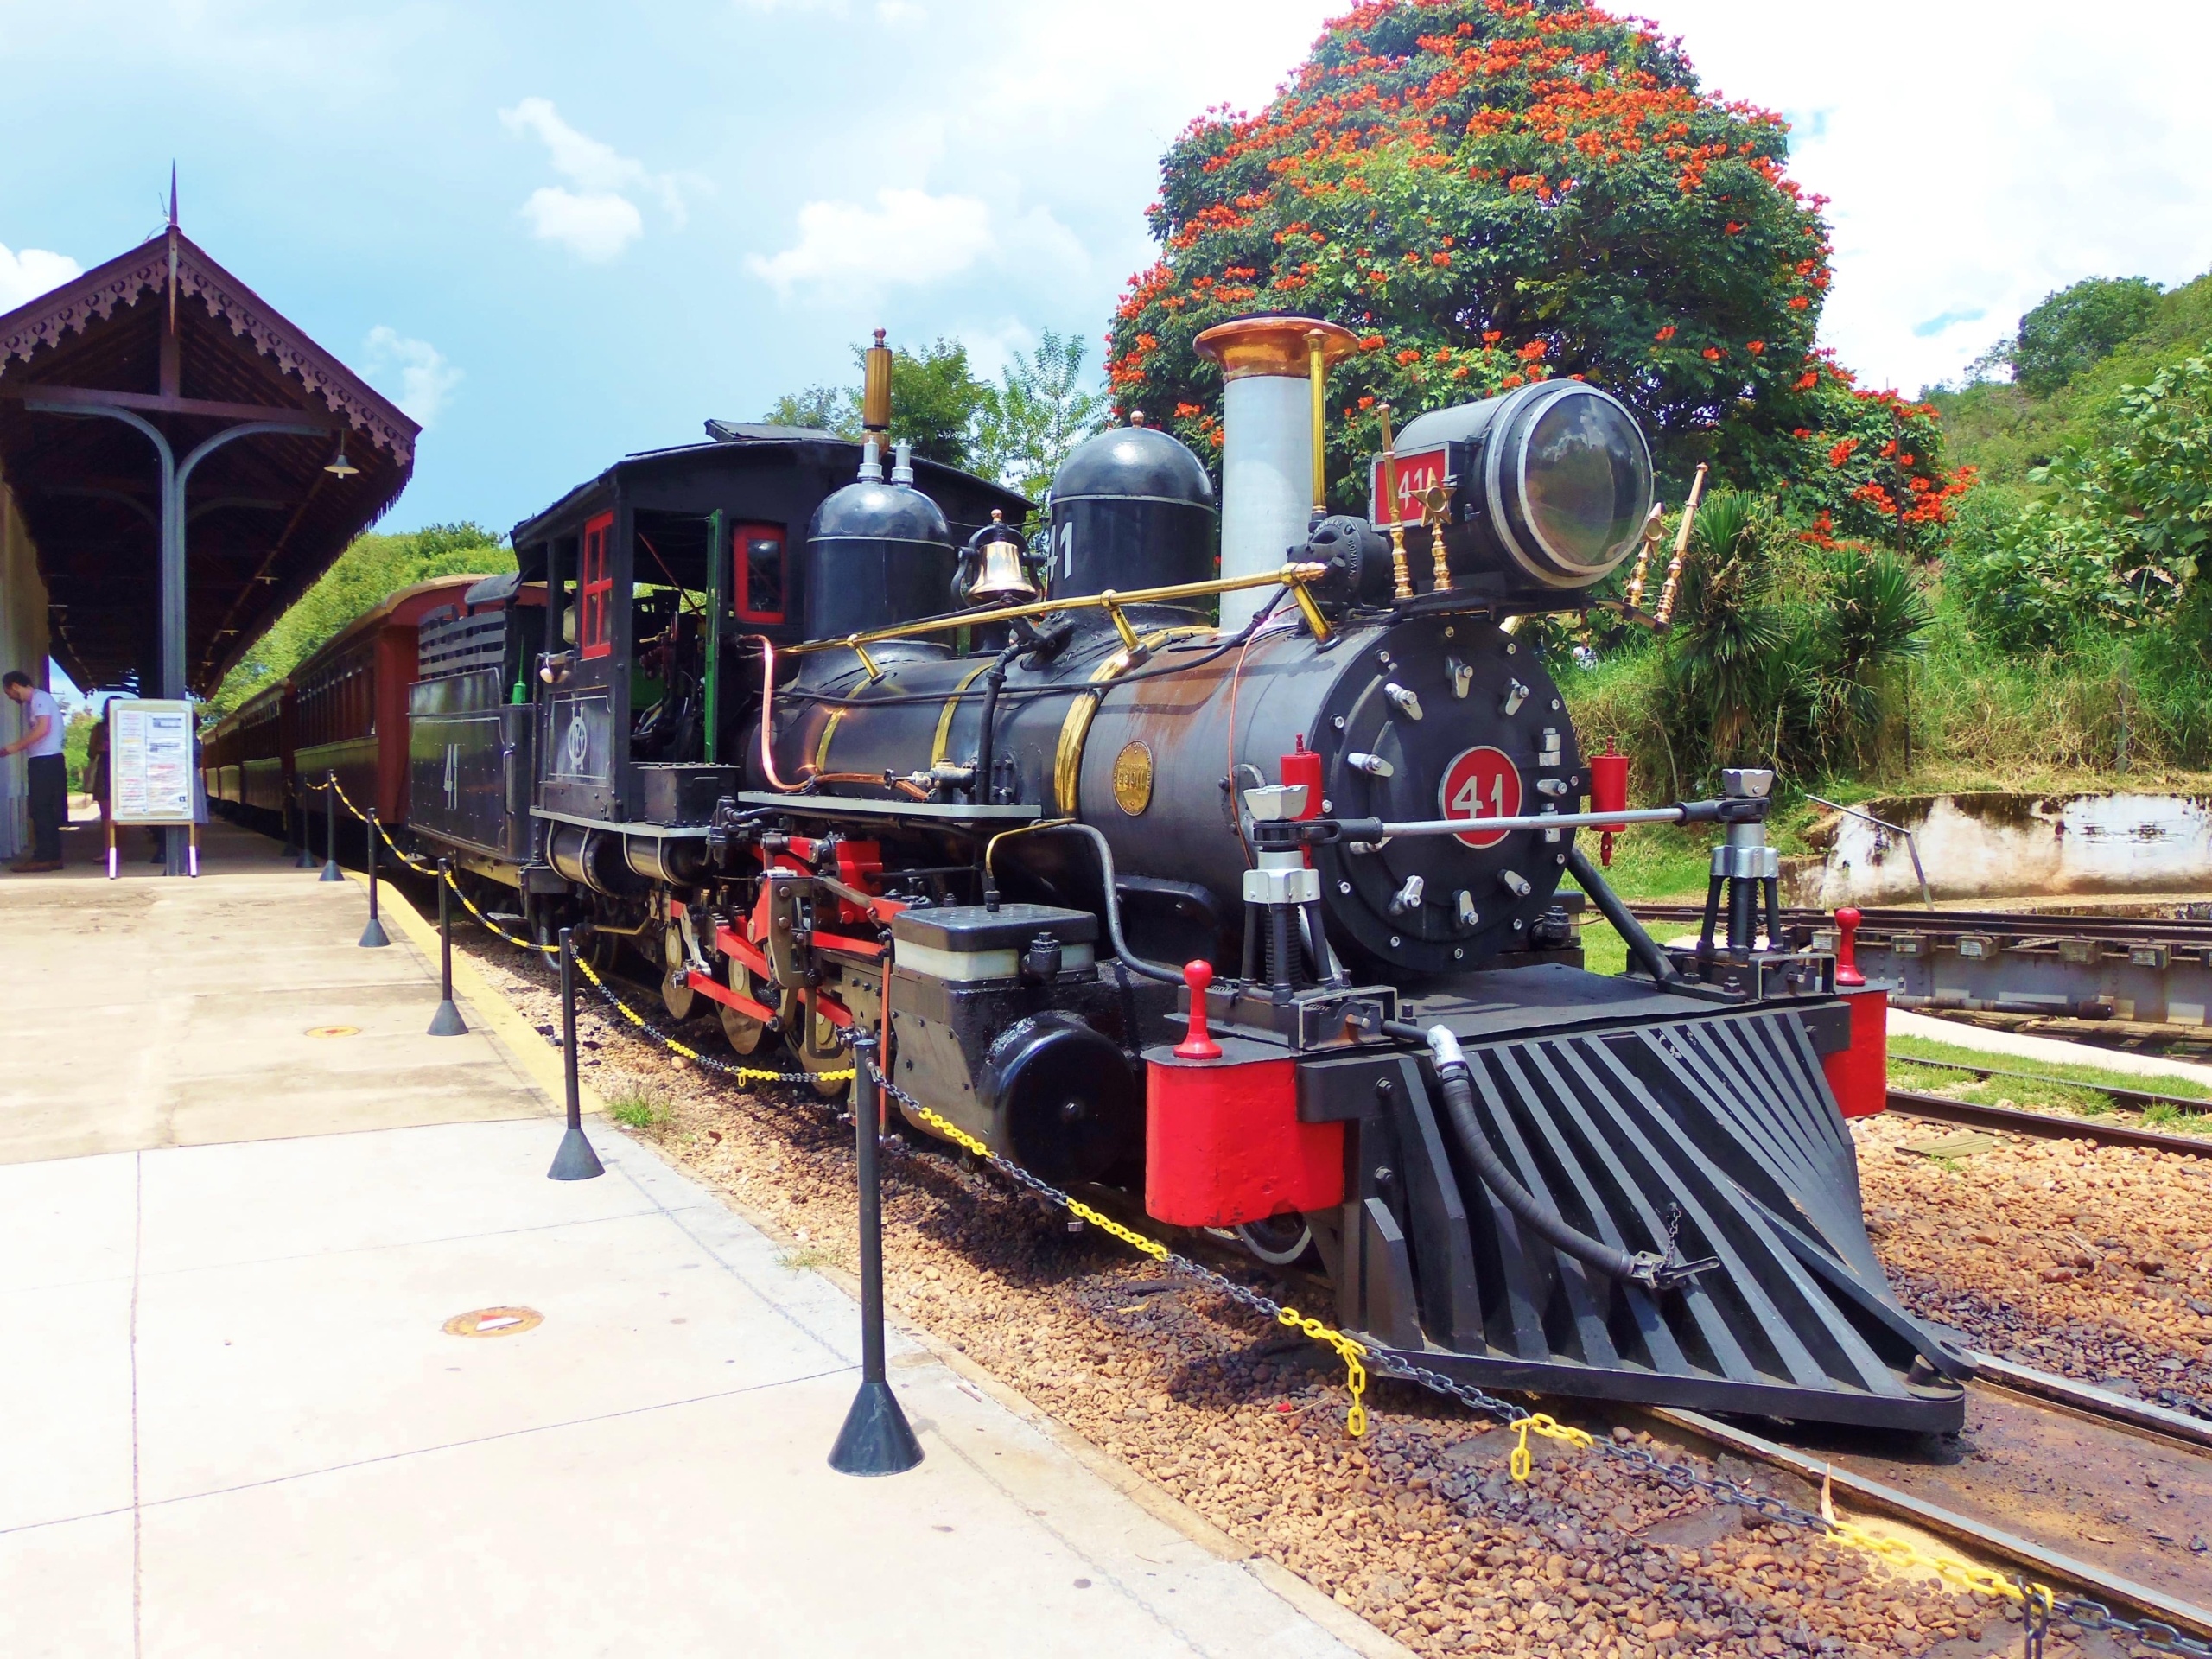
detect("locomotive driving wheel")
(716, 958), (770, 1056)
(661, 923), (696, 1021)
(788, 996), (852, 1101)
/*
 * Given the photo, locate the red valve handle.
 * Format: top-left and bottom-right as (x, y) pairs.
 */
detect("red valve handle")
(1174, 960), (1223, 1059)
(1834, 906), (1866, 988)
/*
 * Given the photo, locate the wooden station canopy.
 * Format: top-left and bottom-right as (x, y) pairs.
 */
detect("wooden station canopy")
(0, 203), (419, 696)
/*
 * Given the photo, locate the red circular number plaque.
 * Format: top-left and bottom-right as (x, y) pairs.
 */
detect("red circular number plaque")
(1438, 746), (1523, 849)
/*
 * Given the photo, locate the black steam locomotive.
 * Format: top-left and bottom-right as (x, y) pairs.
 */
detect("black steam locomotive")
(401, 321), (1964, 1433)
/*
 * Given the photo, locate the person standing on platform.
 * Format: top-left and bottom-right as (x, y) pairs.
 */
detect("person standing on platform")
(2, 669), (66, 873)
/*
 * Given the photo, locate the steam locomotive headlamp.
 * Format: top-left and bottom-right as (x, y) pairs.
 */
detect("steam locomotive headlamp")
(1382, 380), (1656, 597)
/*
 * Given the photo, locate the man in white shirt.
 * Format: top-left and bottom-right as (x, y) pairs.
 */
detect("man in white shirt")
(2, 670), (66, 872)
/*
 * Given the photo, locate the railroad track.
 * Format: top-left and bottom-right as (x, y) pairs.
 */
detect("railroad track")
(1651, 1357), (2212, 1642)
(1886, 1089), (2212, 1158)
(525, 921), (2212, 1639)
(1627, 901), (2212, 950)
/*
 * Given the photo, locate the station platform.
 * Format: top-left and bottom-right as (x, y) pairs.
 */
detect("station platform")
(0, 819), (1384, 1658)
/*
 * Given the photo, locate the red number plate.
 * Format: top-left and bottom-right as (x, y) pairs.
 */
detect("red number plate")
(1368, 448), (1450, 527)
(1439, 745), (1523, 849)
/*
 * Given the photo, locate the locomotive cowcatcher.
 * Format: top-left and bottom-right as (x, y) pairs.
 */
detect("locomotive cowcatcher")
(401, 321), (1966, 1433)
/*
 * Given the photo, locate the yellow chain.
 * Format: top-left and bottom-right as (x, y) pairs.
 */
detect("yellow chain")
(1275, 1306), (1369, 1436)
(315, 776), (435, 871)
(440, 868), (559, 955)
(1822, 1476), (2053, 1610)
(417, 842), (2072, 1601)
(906, 1098), (1370, 1434)
(1509, 1411), (1596, 1480)
(571, 953), (855, 1083)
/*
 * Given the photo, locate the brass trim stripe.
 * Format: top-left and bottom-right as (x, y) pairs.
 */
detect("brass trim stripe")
(813, 709), (843, 775)
(931, 661), (995, 767)
(1052, 629), (1192, 816)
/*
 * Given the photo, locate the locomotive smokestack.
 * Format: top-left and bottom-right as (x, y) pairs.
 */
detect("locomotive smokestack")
(1195, 315), (1358, 631)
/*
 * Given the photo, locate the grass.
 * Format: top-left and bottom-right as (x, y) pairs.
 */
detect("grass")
(607, 1088), (667, 1130)
(2141, 1103), (2212, 1135)
(1885, 1031), (2212, 1102)
(1955, 1077), (2115, 1116)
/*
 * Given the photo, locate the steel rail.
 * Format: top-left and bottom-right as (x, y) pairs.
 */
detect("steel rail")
(1892, 1054), (2212, 1117)
(1968, 1354), (2212, 1452)
(1886, 1089), (2212, 1159)
(1649, 1405), (2212, 1641)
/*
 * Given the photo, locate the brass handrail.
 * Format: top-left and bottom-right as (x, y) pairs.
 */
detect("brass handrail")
(783, 563), (1333, 657)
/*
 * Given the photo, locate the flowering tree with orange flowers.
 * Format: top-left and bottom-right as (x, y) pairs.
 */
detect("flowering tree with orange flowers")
(1107, 0), (1967, 549)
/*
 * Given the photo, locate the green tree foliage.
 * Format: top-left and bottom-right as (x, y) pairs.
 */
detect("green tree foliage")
(765, 331), (1103, 494)
(2010, 276), (2165, 397)
(761, 384), (845, 432)
(1930, 270), (2212, 489)
(210, 522), (512, 713)
(971, 331), (1109, 500)
(762, 338), (987, 469)
(1103, 0), (1966, 545)
(1954, 354), (2212, 647)
(1592, 492), (1930, 786)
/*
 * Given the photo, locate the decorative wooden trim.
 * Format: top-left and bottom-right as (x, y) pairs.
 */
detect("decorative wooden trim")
(0, 232), (421, 463)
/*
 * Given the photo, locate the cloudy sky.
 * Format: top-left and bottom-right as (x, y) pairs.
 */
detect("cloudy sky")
(2, 0), (2209, 539)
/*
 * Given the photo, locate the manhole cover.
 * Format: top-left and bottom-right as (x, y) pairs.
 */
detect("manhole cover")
(305, 1025), (359, 1039)
(443, 1306), (543, 1338)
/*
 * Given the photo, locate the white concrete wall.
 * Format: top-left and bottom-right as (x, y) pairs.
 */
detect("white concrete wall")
(0, 471), (52, 861)
(1802, 791), (2212, 906)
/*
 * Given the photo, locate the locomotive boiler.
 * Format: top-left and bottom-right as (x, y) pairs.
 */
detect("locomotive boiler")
(400, 318), (1965, 1433)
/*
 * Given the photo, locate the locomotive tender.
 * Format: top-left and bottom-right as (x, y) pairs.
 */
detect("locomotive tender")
(387, 319), (1963, 1431)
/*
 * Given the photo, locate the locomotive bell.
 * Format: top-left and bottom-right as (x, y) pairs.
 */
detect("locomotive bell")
(957, 511), (1040, 607)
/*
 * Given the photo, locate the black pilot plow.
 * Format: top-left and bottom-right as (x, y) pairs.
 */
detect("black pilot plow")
(1284, 993), (1968, 1432)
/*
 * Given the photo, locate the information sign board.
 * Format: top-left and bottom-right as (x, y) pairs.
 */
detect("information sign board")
(110, 699), (197, 825)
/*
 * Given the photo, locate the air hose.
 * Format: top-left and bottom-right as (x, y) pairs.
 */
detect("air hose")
(1421, 1026), (1695, 1292)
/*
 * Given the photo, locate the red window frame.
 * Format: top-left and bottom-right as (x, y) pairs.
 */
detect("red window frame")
(580, 512), (615, 660)
(734, 523), (787, 626)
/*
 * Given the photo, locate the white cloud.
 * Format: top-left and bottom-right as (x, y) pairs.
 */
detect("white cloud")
(1635, 0), (2212, 393)
(499, 96), (696, 260)
(0, 243), (80, 314)
(748, 188), (1056, 299)
(360, 326), (463, 428)
(876, 0), (926, 22)
(518, 188), (646, 263)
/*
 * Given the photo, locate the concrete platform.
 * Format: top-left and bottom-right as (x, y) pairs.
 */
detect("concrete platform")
(0, 821), (1382, 1658)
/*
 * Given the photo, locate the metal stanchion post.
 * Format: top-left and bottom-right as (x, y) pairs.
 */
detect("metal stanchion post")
(319, 771), (343, 881)
(428, 857), (467, 1035)
(828, 1031), (923, 1476)
(548, 926), (606, 1180)
(359, 809), (390, 948)
(292, 800), (314, 869)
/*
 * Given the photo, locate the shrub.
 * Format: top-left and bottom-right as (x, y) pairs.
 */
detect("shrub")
(1951, 353), (2212, 646)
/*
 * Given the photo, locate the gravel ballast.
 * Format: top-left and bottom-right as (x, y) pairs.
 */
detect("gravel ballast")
(454, 929), (2135, 1657)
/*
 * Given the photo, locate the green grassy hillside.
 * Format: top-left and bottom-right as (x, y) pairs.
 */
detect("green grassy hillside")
(1929, 270), (2212, 491)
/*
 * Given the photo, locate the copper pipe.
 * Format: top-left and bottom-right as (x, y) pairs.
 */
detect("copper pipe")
(748, 635), (808, 792)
